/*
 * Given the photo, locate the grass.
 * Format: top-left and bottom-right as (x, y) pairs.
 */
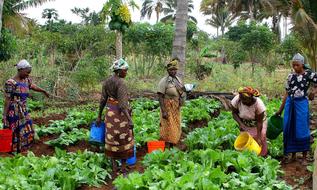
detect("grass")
(125, 63), (290, 98)
(0, 59), (290, 100)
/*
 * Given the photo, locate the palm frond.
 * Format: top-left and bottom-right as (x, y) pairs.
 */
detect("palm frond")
(128, 0), (140, 11)
(12, 0), (55, 12)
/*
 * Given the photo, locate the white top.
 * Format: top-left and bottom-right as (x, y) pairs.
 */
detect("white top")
(231, 95), (266, 120)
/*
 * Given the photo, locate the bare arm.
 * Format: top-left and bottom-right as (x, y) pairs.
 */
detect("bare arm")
(98, 98), (107, 120)
(276, 91), (288, 116)
(255, 112), (265, 144)
(231, 106), (247, 130)
(158, 93), (168, 119)
(97, 84), (108, 125)
(30, 84), (49, 97)
(2, 97), (10, 126)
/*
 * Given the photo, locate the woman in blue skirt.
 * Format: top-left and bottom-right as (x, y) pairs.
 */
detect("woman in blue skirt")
(276, 53), (317, 164)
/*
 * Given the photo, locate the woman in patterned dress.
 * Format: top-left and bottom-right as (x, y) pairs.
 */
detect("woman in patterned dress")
(97, 58), (134, 176)
(276, 53), (317, 164)
(231, 87), (268, 156)
(157, 58), (186, 148)
(2, 60), (49, 153)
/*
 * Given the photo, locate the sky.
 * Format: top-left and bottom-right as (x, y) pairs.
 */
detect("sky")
(23, 0), (290, 38)
(23, 0), (218, 35)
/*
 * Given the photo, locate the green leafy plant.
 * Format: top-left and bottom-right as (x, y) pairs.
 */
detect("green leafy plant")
(45, 128), (89, 147)
(182, 98), (222, 123)
(0, 149), (111, 189)
(185, 112), (239, 151)
(114, 149), (291, 189)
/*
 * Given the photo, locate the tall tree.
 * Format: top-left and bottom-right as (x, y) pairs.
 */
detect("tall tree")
(102, 0), (138, 59)
(42, 8), (58, 31)
(205, 7), (236, 38)
(0, 0), (3, 38)
(172, 0), (188, 78)
(229, 0), (273, 21)
(141, 0), (164, 23)
(160, 0), (196, 23)
(71, 7), (101, 26)
(290, 0), (317, 71)
(2, 0), (55, 34)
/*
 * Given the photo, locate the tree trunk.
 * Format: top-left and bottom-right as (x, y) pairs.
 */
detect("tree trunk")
(172, 0), (188, 79)
(249, 3), (254, 21)
(216, 27), (219, 38)
(221, 26), (225, 38)
(284, 16), (288, 38)
(156, 10), (160, 23)
(116, 30), (122, 59)
(0, 0), (4, 38)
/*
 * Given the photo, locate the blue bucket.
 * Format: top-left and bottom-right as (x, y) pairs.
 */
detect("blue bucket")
(126, 145), (137, 166)
(89, 122), (105, 145)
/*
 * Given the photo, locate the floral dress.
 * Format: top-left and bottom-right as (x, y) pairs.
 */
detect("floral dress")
(286, 70), (317, 98)
(3, 78), (34, 153)
(283, 70), (317, 154)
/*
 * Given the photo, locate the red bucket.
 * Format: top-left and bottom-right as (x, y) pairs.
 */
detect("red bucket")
(0, 129), (12, 153)
(147, 141), (165, 153)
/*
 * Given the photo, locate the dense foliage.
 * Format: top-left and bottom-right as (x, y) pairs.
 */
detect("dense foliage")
(114, 149), (291, 189)
(0, 149), (111, 189)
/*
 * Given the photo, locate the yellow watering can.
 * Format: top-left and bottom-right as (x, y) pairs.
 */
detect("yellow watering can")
(234, 132), (262, 155)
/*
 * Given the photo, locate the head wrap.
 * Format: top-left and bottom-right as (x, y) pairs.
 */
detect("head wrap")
(111, 58), (129, 72)
(16, 59), (32, 70)
(166, 59), (179, 70)
(292, 53), (311, 70)
(292, 53), (305, 65)
(238, 86), (261, 97)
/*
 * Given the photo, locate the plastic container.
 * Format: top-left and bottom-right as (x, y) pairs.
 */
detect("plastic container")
(0, 129), (12, 153)
(126, 145), (137, 166)
(234, 132), (262, 155)
(147, 141), (165, 153)
(89, 122), (105, 146)
(267, 115), (283, 140)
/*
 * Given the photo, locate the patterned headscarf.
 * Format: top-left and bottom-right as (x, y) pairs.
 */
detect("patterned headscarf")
(16, 59), (32, 70)
(166, 59), (179, 70)
(111, 58), (129, 71)
(238, 86), (261, 97)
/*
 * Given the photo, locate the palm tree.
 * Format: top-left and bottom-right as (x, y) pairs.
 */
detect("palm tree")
(290, 0), (317, 71)
(205, 7), (236, 38)
(2, 0), (55, 34)
(42, 8), (58, 22)
(229, 0), (273, 21)
(42, 8), (58, 31)
(72, 7), (101, 25)
(160, 0), (196, 23)
(140, 0), (164, 23)
(172, 0), (188, 78)
(0, 0), (4, 38)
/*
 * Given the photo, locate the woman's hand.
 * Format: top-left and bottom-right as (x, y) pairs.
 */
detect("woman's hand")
(2, 116), (8, 127)
(128, 119), (134, 130)
(96, 116), (102, 126)
(162, 112), (169, 120)
(43, 91), (50, 98)
(255, 134), (263, 146)
(275, 110), (282, 117)
(309, 92), (315, 101)
(239, 124), (248, 131)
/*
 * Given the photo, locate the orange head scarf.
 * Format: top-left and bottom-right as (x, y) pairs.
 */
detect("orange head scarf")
(238, 86), (261, 97)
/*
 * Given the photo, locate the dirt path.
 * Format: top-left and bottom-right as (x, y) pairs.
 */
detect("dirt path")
(280, 156), (313, 190)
